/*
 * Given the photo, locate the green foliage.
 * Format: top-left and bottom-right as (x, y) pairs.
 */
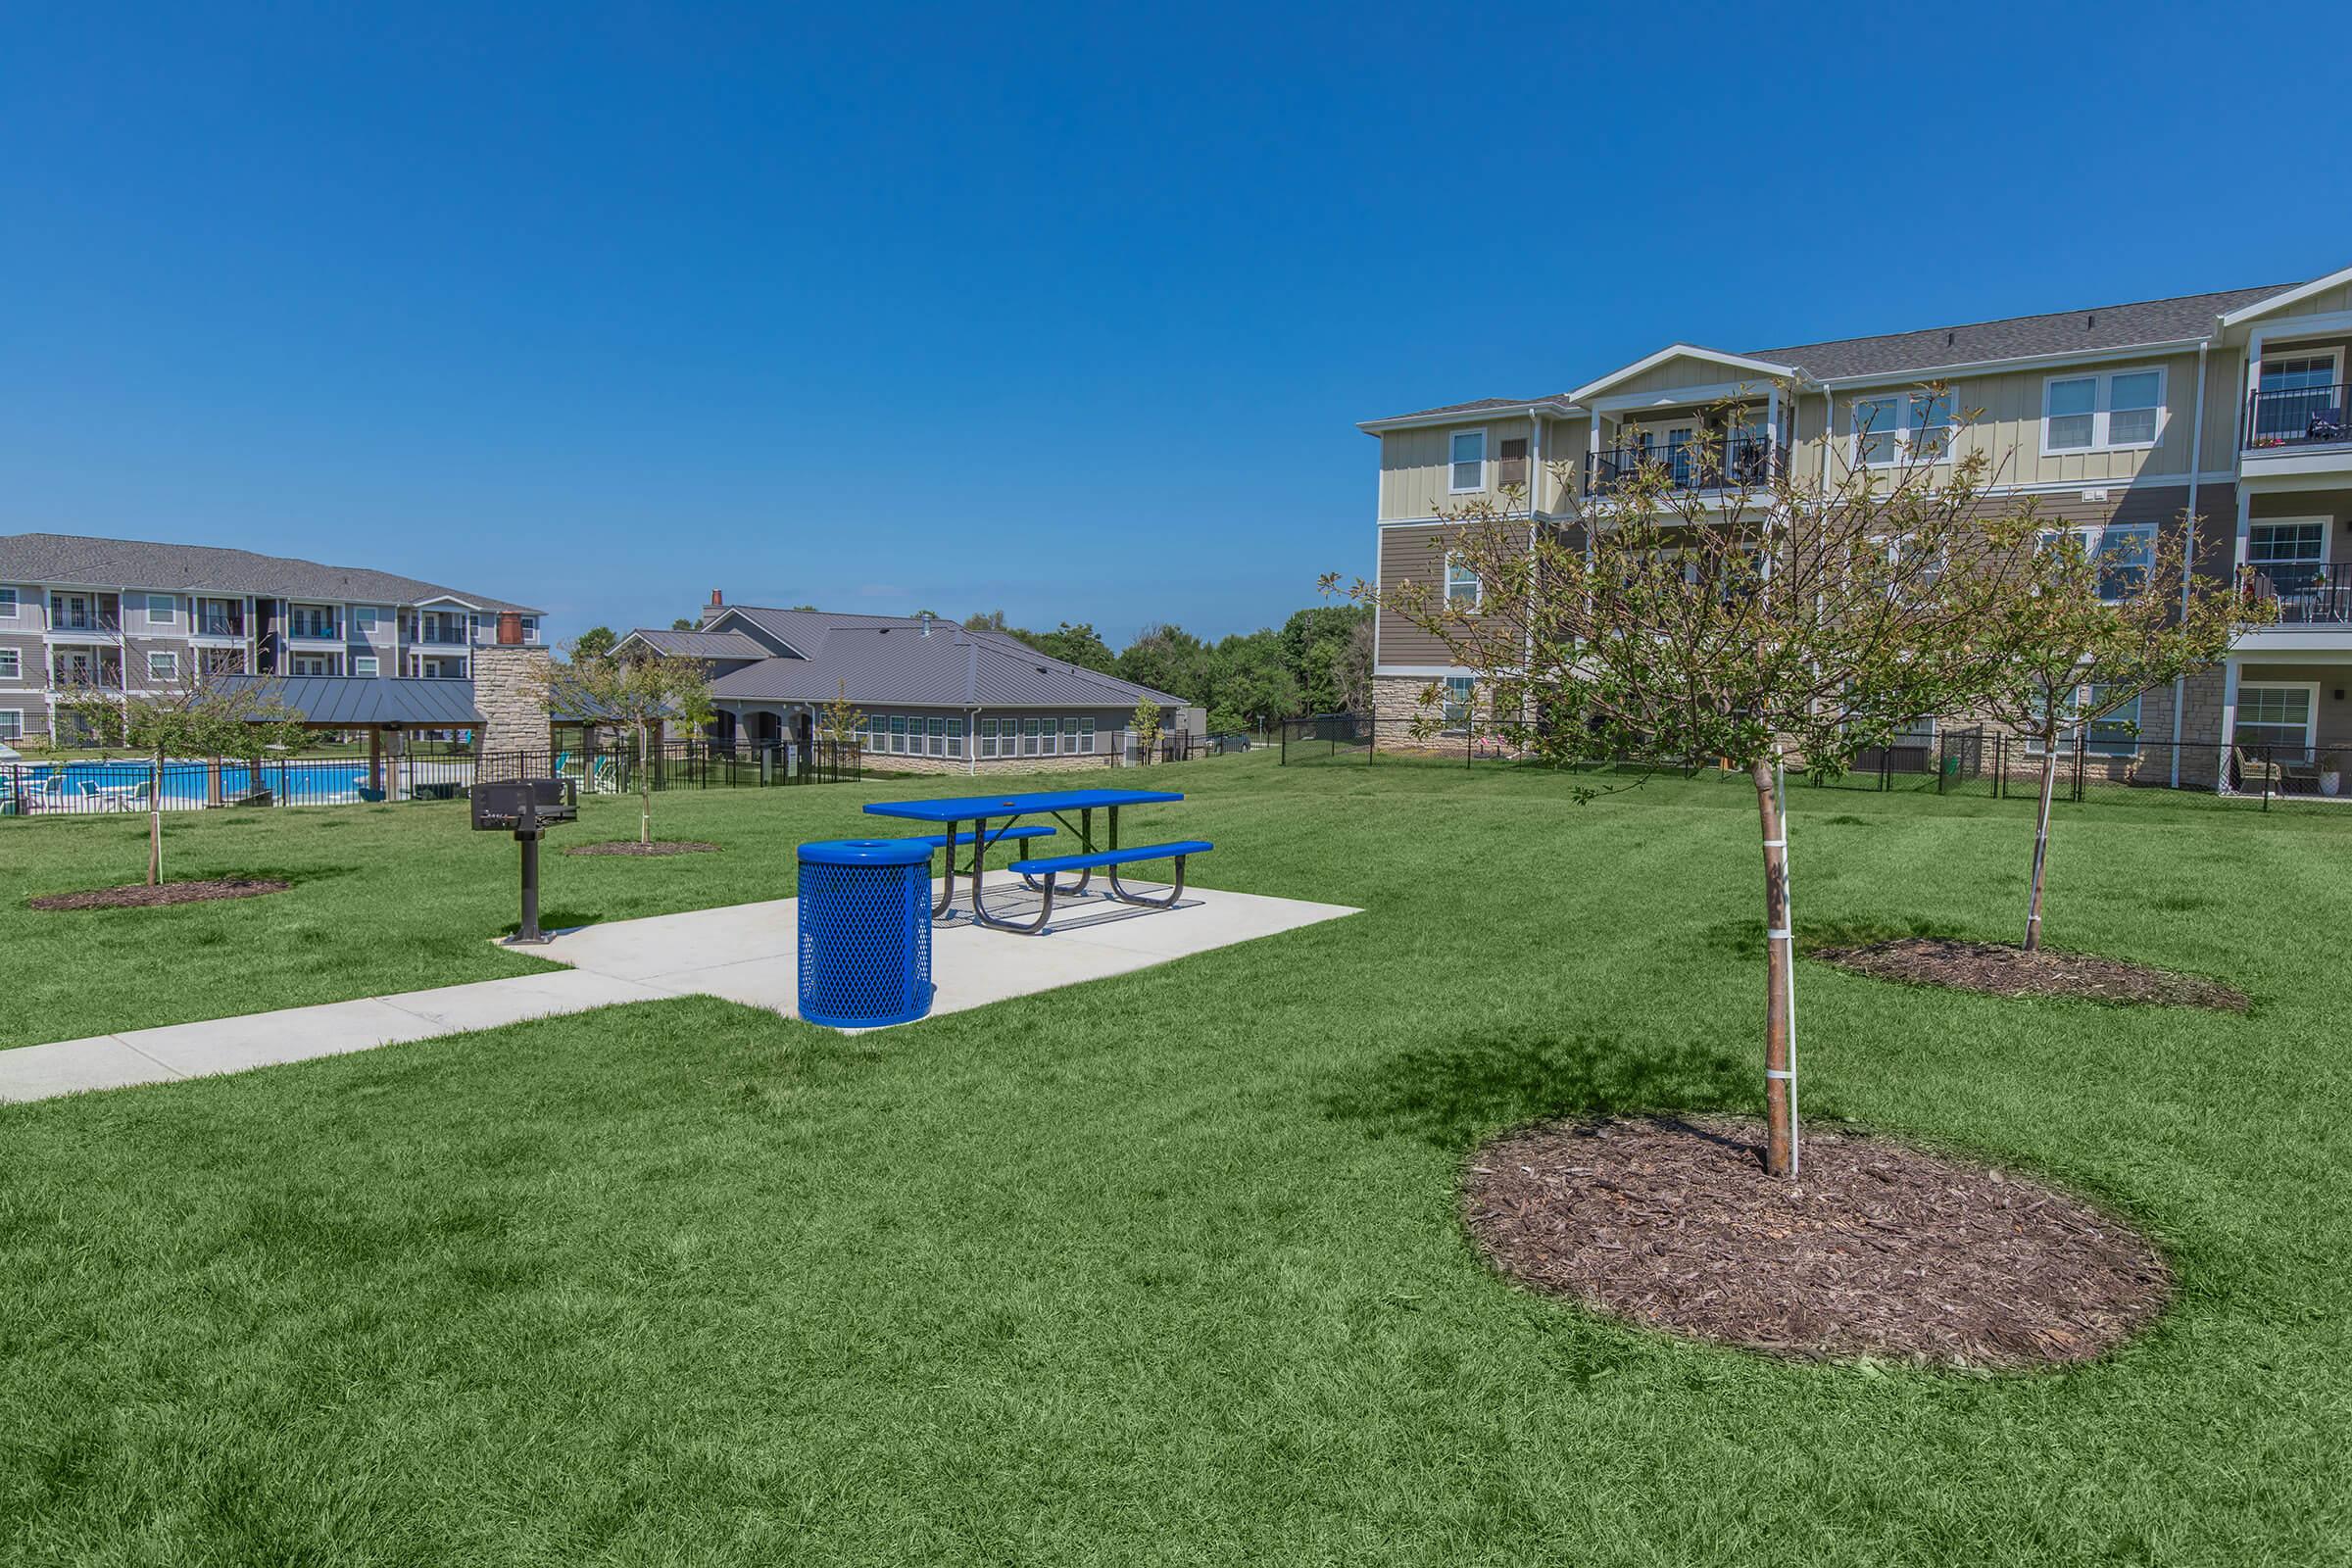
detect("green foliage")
(1130, 697), (1162, 758)
(668, 616), (696, 631)
(572, 625), (617, 662)
(1115, 625), (1212, 705)
(815, 680), (867, 749)
(543, 644), (715, 845)
(1028, 622), (1117, 673)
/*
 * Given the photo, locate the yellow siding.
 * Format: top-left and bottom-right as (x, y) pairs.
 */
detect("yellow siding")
(2257, 280), (2352, 321)
(1377, 415), (1590, 518)
(1600, 353), (1784, 400)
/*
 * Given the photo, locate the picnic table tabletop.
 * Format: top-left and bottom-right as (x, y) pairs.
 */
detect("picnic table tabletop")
(863, 788), (1182, 823)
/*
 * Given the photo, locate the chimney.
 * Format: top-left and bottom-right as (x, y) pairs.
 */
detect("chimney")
(496, 611), (523, 646)
(710, 589), (723, 608)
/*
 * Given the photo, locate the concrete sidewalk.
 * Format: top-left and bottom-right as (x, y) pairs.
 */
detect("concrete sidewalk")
(0, 875), (1357, 1103)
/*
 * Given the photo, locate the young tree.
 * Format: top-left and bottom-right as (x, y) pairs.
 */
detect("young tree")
(57, 670), (309, 886)
(542, 646), (714, 847)
(815, 679), (868, 751)
(1130, 697), (1162, 765)
(1977, 516), (2259, 951)
(1337, 391), (2028, 1178)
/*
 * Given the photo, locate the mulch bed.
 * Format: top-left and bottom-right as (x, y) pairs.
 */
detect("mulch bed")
(26, 878), (294, 911)
(561, 840), (719, 858)
(1812, 936), (2247, 1011)
(1465, 1115), (2171, 1369)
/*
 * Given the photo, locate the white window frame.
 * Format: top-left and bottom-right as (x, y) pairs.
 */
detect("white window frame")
(1021, 717), (1042, 756)
(2041, 521), (2157, 601)
(1079, 716), (1097, 754)
(978, 717), (999, 759)
(0, 587), (17, 618)
(2259, 347), (2345, 394)
(290, 653), (337, 677)
(1061, 716), (1079, 754)
(947, 716), (964, 759)
(2248, 517), (2330, 570)
(519, 615), (540, 643)
(2082, 684), (2142, 757)
(145, 593), (174, 625)
(1444, 553), (1483, 610)
(0, 709), (21, 741)
(1440, 675), (1476, 735)
(1448, 428), (1488, 494)
(2235, 680), (2321, 759)
(0, 649), (19, 680)
(146, 650), (179, 683)
(1850, 390), (1954, 468)
(2041, 367), (2167, 456)
(352, 654), (379, 677)
(352, 606), (378, 632)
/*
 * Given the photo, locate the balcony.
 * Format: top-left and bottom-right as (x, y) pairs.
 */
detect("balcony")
(284, 620), (341, 643)
(191, 608), (247, 639)
(2246, 564), (2352, 627)
(1586, 435), (1781, 497)
(49, 657), (123, 690)
(47, 609), (121, 635)
(2242, 381), (2352, 480)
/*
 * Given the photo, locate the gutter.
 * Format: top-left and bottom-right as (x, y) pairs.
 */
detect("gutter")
(2170, 336), (2214, 788)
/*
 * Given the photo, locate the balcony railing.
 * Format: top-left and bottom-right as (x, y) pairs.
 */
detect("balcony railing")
(286, 621), (340, 641)
(48, 611), (121, 634)
(2248, 564), (2352, 625)
(194, 613), (245, 638)
(50, 662), (123, 690)
(1586, 435), (1781, 495)
(2244, 382), (2351, 451)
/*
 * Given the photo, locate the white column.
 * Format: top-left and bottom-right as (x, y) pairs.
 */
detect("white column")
(2234, 485), (2254, 580)
(2217, 658), (2241, 793)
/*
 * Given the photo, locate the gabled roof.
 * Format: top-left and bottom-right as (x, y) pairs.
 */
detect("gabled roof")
(616, 628), (768, 661)
(214, 674), (485, 727)
(634, 606), (1185, 710)
(1569, 345), (1796, 403)
(2217, 265), (2352, 327)
(0, 532), (539, 612)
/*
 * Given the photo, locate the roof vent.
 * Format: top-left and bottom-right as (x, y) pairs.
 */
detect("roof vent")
(918, 611), (933, 638)
(1945, 330), (1954, 347)
(2086, 313), (2096, 328)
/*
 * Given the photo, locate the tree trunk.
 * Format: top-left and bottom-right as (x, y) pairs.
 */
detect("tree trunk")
(148, 750), (164, 886)
(2024, 729), (2061, 952)
(1750, 755), (1798, 1178)
(639, 721), (652, 846)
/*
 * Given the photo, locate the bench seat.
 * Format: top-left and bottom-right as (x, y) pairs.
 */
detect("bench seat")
(1006, 840), (1213, 876)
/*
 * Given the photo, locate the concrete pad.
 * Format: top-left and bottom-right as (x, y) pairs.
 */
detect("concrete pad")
(374, 969), (679, 1032)
(111, 997), (451, 1077)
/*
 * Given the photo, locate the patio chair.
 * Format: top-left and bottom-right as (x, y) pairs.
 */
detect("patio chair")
(2308, 407), (2345, 443)
(2233, 746), (2284, 793)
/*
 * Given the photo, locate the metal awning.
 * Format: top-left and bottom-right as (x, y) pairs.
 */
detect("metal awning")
(216, 675), (485, 727)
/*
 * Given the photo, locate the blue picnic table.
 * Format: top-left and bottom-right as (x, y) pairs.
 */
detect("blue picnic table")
(863, 787), (1198, 932)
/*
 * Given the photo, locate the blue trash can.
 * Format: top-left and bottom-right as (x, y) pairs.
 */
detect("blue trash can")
(797, 838), (936, 1027)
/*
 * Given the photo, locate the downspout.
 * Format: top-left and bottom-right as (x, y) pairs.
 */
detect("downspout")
(2169, 337), (2212, 788)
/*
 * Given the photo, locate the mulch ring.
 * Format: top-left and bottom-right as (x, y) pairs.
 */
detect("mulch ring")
(1811, 936), (2247, 1011)
(561, 840), (719, 858)
(1465, 1115), (2171, 1370)
(26, 877), (294, 912)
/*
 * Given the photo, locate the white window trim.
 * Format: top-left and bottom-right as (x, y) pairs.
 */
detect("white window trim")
(352, 655), (380, 677)
(2040, 367), (2167, 456)
(0, 587), (17, 618)
(1448, 427), (1489, 495)
(1444, 551), (1484, 611)
(0, 709), (22, 740)
(145, 593), (174, 625)
(2235, 680), (2322, 755)
(1848, 390), (1954, 469)
(352, 606), (379, 631)
(0, 649), (20, 680)
(2246, 516), (2331, 569)
(146, 651), (179, 682)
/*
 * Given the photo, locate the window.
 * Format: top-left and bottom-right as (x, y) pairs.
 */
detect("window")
(927, 716), (946, 757)
(2249, 519), (2327, 592)
(1021, 717), (1042, 756)
(866, 714), (888, 752)
(353, 655), (379, 677)
(2237, 683), (2317, 761)
(1495, 436), (1529, 489)
(2041, 522), (2155, 599)
(146, 651), (179, 683)
(1449, 429), (1486, 493)
(519, 616), (540, 642)
(0, 649), (18, 680)
(1445, 554), (1482, 609)
(145, 593), (173, 625)
(0, 710), (20, 741)
(352, 606), (378, 632)
(1061, 717), (1079, 754)
(889, 714), (907, 755)
(2043, 368), (2165, 453)
(978, 717), (999, 759)
(290, 605), (335, 639)
(2255, 353), (2344, 441)
(0, 588), (16, 618)
(2083, 685), (2141, 757)
(1441, 675), (1476, 733)
(947, 717), (964, 759)
(1079, 716), (1096, 754)
(291, 654), (335, 676)
(1853, 390), (1954, 466)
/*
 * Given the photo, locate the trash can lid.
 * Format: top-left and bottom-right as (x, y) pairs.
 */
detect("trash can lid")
(798, 837), (936, 868)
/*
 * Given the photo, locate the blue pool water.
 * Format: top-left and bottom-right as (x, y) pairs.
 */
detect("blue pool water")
(17, 760), (370, 806)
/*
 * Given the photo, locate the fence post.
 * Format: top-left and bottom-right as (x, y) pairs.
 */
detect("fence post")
(2072, 731), (2085, 804)
(2263, 744), (2272, 811)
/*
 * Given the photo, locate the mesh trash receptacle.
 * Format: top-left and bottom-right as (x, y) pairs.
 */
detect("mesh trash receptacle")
(798, 838), (936, 1027)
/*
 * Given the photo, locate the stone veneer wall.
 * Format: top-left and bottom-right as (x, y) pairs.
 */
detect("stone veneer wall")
(473, 644), (552, 759)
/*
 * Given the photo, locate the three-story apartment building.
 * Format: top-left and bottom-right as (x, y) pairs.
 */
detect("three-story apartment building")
(0, 534), (542, 744)
(1360, 261), (2352, 790)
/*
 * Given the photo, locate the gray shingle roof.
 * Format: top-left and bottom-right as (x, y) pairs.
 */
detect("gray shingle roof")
(622, 628), (767, 660)
(1363, 279), (2308, 424)
(0, 533), (539, 613)
(214, 674), (484, 727)
(642, 606), (1185, 710)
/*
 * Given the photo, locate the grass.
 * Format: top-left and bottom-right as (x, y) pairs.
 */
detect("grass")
(2, 753), (2348, 1564)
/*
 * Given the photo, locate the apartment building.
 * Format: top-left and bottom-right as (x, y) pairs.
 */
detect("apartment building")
(0, 533), (542, 744)
(615, 597), (1200, 773)
(1359, 260), (2352, 789)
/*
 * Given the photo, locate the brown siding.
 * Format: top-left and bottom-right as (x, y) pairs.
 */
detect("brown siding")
(1376, 522), (1470, 668)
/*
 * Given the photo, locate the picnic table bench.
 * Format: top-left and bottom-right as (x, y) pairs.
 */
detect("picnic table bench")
(862, 788), (1211, 933)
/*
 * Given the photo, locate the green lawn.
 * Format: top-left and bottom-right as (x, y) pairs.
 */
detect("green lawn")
(2, 754), (2346, 1564)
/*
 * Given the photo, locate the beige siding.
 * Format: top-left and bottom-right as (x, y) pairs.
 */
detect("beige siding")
(1603, 354), (1781, 399)
(1377, 415), (1589, 519)
(2257, 280), (2352, 322)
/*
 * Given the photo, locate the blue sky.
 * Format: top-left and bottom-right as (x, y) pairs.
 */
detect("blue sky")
(5, 2), (2346, 646)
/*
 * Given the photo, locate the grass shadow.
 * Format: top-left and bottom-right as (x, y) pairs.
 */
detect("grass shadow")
(1322, 1024), (1749, 1149)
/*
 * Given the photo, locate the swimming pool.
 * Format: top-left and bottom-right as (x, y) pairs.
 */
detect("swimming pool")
(5, 759), (472, 810)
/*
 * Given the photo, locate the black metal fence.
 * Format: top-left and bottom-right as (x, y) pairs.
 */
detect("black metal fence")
(3, 739), (861, 818)
(1277, 712), (2352, 809)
